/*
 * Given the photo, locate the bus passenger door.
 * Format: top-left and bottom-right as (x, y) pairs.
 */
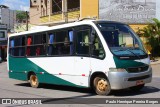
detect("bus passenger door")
(74, 26), (91, 87)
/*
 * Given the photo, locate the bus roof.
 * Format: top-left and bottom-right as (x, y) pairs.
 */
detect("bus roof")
(9, 20), (127, 38)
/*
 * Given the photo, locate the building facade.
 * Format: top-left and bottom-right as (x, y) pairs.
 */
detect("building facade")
(29, 0), (160, 31)
(30, 0), (98, 25)
(0, 5), (16, 32)
(0, 24), (8, 62)
(0, 5), (15, 61)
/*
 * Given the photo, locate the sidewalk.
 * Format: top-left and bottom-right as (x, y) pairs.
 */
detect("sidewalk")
(150, 58), (160, 65)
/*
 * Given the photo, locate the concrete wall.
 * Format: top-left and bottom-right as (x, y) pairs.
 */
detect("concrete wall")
(99, 0), (156, 23)
(30, 0), (47, 25)
(29, 7), (40, 25)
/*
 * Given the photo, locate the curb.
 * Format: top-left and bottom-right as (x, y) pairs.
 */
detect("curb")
(150, 60), (160, 65)
(151, 62), (160, 65)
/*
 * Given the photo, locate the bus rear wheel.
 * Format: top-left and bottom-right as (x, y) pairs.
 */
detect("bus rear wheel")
(30, 74), (39, 88)
(93, 75), (111, 95)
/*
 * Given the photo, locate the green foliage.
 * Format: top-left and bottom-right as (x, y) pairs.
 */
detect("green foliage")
(16, 10), (27, 22)
(137, 18), (160, 57)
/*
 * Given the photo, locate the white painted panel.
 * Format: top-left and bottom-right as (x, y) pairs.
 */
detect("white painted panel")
(29, 57), (90, 87)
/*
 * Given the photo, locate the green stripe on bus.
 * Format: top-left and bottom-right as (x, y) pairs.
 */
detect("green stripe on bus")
(113, 56), (146, 68)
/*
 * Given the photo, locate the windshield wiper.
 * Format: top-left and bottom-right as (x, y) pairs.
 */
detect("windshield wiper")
(126, 49), (141, 60)
(113, 48), (141, 60)
(112, 49), (126, 52)
(130, 48), (147, 55)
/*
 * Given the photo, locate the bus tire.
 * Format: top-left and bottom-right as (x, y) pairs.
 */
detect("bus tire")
(29, 74), (39, 88)
(93, 75), (111, 95)
(129, 84), (145, 91)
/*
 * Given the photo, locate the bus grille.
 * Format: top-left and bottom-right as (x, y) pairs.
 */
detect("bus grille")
(126, 65), (149, 73)
(128, 75), (150, 81)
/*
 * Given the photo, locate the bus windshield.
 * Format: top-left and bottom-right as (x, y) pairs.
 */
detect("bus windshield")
(97, 23), (147, 57)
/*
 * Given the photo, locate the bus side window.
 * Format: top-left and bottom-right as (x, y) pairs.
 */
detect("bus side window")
(76, 30), (90, 55)
(48, 33), (54, 55)
(14, 37), (22, 56)
(63, 36), (70, 54)
(69, 30), (74, 55)
(55, 31), (70, 55)
(9, 37), (25, 57)
(48, 30), (72, 56)
(42, 34), (46, 44)
(10, 39), (14, 47)
(92, 34), (105, 58)
(27, 33), (46, 56)
(26, 36), (32, 56)
(19, 37), (25, 56)
(41, 33), (47, 55)
(10, 39), (14, 56)
(27, 36), (32, 45)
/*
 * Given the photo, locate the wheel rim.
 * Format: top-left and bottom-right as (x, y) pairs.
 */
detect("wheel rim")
(31, 75), (38, 86)
(96, 78), (108, 92)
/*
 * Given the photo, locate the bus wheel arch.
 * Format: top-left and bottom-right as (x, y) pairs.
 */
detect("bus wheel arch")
(27, 71), (40, 88)
(90, 72), (111, 95)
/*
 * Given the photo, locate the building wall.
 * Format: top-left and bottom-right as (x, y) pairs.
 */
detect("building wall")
(39, 0), (80, 24)
(99, 0), (156, 24)
(0, 8), (16, 31)
(30, 0), (159, 28)
(30, 0), (98, 24)
(80, 0), (98, 19)
(30, 0), (48, 25)
(29, 7), (40, 25)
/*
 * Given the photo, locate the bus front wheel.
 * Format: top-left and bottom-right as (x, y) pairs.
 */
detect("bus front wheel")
(29, 74), (39, 88)
(93, 75), (111, 95)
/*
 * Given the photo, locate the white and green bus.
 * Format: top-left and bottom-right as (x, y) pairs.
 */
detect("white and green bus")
(8, 20), (152, 95)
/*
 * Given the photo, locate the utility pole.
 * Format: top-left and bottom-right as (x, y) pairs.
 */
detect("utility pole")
(49, 5), (51, 22)
(63, 0), (68, 23)
(26, 11), (28, 31)
(49, 0), (51, 22)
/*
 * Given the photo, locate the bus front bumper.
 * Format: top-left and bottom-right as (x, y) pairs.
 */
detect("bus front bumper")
(108, 67), (152, 90)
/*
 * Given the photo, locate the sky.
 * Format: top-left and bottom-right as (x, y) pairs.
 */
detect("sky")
(0, 0), (30, 11)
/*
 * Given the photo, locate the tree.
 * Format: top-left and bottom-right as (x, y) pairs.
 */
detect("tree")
(16, 10), (27, 23)
(137, 18), (160, 58)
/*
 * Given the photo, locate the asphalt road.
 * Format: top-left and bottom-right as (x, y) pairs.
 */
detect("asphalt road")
(0, 62), (160, 107)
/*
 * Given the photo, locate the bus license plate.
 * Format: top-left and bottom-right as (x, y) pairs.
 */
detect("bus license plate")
(136, 80), (144, 86)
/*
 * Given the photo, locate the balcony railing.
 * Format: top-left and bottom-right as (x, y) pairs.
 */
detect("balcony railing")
(40, 8), (80, 23)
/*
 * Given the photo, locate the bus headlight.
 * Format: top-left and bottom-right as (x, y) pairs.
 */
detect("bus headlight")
(109, 68), (126, 72)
